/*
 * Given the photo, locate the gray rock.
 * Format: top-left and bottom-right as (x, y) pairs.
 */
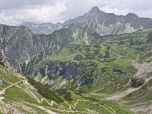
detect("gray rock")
(0, 46), (13, 70)
(0, 80), (2, 86)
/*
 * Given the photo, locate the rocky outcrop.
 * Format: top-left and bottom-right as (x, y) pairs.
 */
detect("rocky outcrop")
(28, 61), (85, 81)
(0, 80), (2, 86)
(147, 32), (152, 43)
(129, 78), (144, 88)
(0, 46), (13, 70)
(0, 25), (73, 70)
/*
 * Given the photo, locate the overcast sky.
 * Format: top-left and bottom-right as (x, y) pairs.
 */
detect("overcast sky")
(0, 0), (152, 25)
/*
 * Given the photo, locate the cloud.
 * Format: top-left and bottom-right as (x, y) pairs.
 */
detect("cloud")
(0, 0), (67, 25)
(0, 0), (57, 9)
(0, 0), (152, 25)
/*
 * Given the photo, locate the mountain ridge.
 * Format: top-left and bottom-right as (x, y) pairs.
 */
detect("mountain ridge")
(21, 6), (152, 35)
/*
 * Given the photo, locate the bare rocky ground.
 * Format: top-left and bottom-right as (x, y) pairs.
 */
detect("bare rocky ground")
(130, 101), (152, 114)
(104, 59), (152, 113)
(132, 59), (152, 78)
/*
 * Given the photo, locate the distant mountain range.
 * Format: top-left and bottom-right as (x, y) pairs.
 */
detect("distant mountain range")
(21, 6), (152, 35)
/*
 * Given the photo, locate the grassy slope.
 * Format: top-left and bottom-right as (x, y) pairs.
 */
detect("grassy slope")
(0, 64), (133, 113)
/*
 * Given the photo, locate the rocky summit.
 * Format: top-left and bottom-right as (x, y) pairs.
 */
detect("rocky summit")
(1, 6), (152, 114)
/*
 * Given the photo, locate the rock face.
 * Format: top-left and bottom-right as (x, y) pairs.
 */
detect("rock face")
(25, 61), (85, 81)
(0, 80), (2, 86)
(0, 46), (12, 70)
(147, 32), (152, 43)
(129, 78), (144, 88)
(26, 61), (86, 90)
(0, 25), (73, 70)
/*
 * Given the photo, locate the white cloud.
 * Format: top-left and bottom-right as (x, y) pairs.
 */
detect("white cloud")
(0, 1), (67, 25)
(0, 0), (152, 25)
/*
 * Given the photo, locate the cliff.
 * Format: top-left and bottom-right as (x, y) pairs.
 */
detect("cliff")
(0, 46), (13, 70)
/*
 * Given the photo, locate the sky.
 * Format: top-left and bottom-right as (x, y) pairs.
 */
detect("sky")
(0, 0), (152, 25)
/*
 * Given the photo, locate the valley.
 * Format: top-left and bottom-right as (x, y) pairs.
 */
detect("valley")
(1, 6), (152, 113)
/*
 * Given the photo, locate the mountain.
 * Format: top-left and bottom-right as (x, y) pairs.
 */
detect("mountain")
(0, 24), (74, 71)
(1, 6), (152, 113)
(0, 46), (131, 114)
(20, 21), (63, 35)
(19, 26), (152, 113)
(21, 6), (152, 36)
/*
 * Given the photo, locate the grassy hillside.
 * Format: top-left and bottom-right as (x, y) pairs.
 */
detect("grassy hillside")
(0, 64), (133, 113)
(2, 23), (152, 113)
(20, 26), (152, 94)
(15, 26), (152, 113)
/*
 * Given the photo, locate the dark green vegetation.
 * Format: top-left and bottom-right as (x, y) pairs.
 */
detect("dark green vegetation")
(55, 89), (73, 102)
(26, 77), (64, 103)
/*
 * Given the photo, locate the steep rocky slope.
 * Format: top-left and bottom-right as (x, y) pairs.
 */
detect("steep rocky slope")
(0, 24), (74, 71)
(0, 46), (13, 70)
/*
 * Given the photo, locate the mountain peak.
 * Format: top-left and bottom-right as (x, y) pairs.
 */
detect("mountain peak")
(126, 13), (138, 17)
(91, 6), (100, 12)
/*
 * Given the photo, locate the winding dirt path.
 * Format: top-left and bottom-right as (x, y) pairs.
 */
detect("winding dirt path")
(74, 99), (115, 114)
(0, 80), (22, 95)
(41, 98), (44, 103)
(23, 80), (41, 103)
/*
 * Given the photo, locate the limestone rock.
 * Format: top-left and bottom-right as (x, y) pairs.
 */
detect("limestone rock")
(0, 46), (13, 70)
